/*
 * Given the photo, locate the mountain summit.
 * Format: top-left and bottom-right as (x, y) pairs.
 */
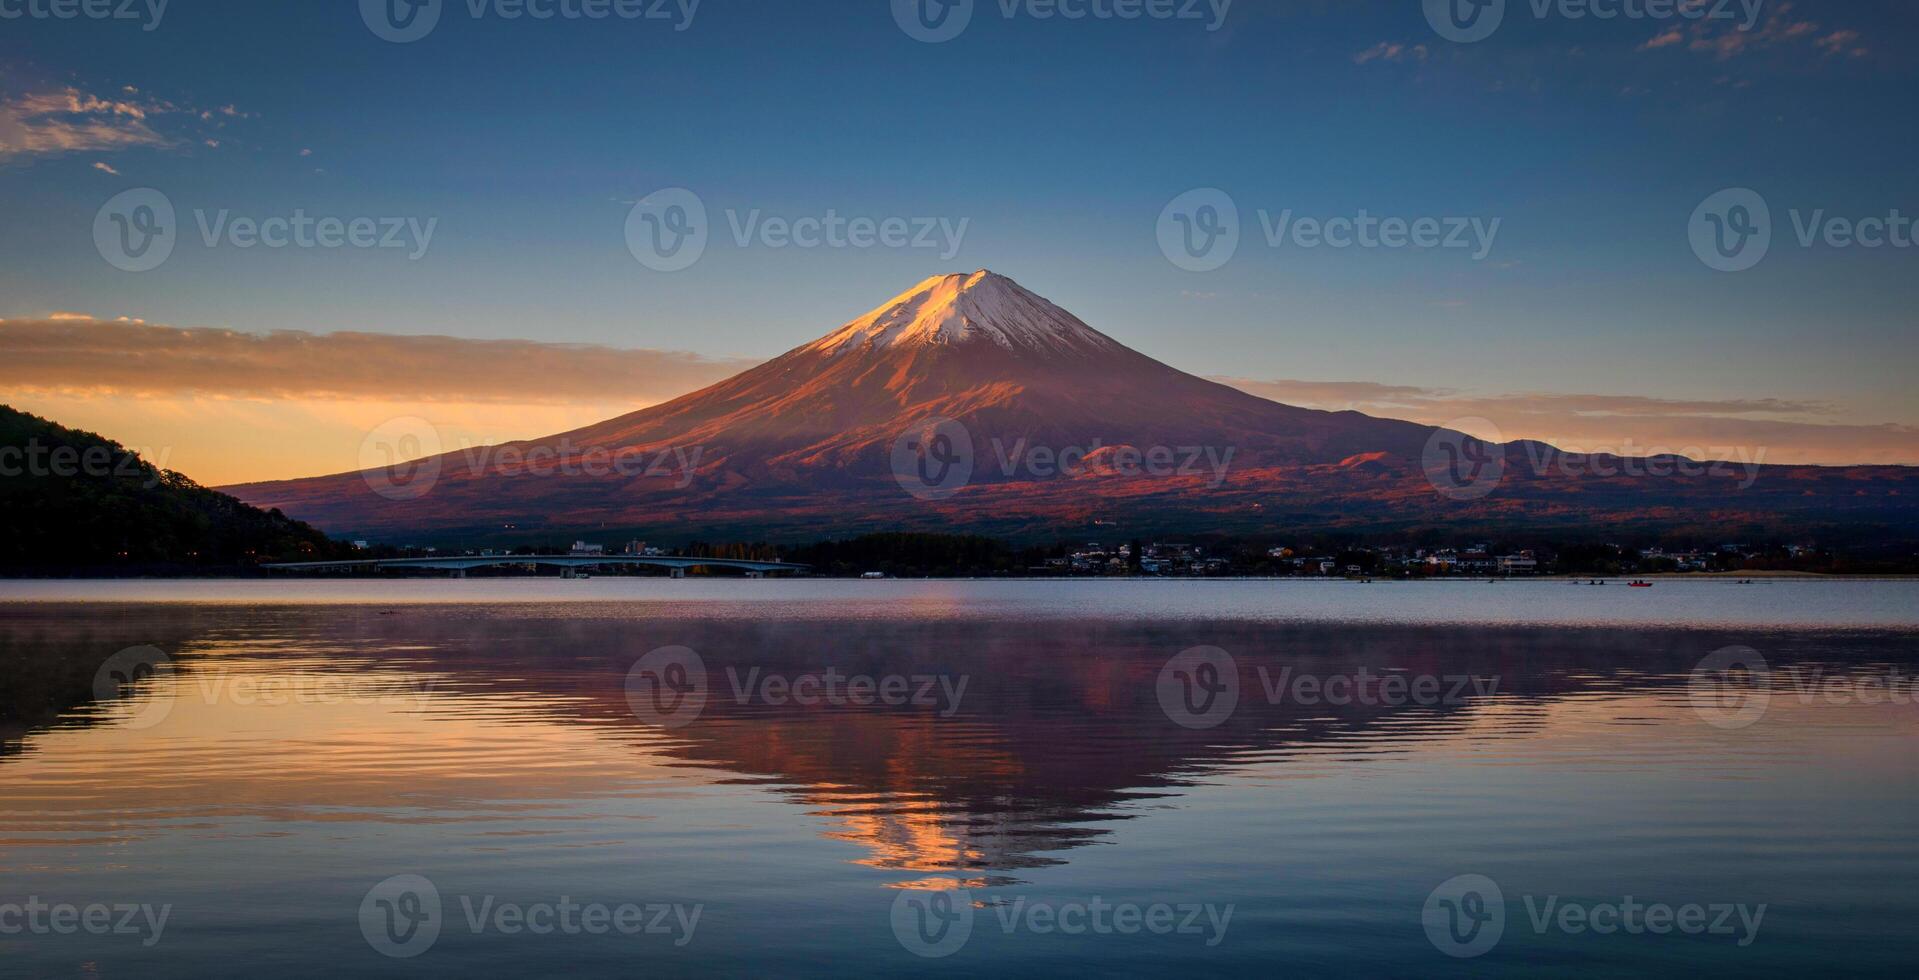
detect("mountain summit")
(804, 270), (1124, 357)
(226, 273), (1917, 542)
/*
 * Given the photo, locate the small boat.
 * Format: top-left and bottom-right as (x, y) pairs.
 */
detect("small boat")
(1629, 580), (1653, 588)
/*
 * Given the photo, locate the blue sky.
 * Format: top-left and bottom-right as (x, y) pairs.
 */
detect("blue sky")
(2, 0), (1915, 479)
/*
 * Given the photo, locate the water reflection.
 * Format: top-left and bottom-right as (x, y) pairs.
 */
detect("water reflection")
(5, 603), (1910, 886)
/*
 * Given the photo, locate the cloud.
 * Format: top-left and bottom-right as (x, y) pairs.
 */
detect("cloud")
(1354, 41), (1428, 65)
(91, 160), (120, 175)
(1214, 377), (1919, 466)
(0, 86), (248, 163)
(1639, 28), (1685, 51)
(0, 317), (756, 405)
(1641, 1), (1868, 63)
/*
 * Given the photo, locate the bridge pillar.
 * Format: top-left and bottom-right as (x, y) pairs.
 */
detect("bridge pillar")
(670, 568), (686, 579)
(562, 567), (578, 579)
(450, 568), (466, 579)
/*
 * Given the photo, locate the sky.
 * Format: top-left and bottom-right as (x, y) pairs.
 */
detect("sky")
(2, 0), (1916, 484)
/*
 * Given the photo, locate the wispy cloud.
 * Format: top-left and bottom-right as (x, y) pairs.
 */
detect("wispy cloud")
(0, 86), (248, 163)
(1215, 377), (1918, 466)
(0, 317), (755, 404)
(1353, 41), (1428, 65)
(1640, 1), (1868, 62)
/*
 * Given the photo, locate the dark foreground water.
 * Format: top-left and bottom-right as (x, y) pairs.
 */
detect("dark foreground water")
(1, 581), (1915, 977)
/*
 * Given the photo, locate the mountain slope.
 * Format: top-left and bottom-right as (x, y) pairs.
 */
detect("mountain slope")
(224, 272), (1919, 543)
(0, 405), (346, 569)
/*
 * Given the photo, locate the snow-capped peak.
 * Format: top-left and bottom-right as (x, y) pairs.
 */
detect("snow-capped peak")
(805, 270), (1122, 356)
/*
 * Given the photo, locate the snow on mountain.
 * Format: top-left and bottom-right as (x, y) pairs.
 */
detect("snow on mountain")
(804, 270), (1124, 357)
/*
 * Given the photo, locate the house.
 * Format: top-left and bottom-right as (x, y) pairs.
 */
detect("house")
(1497, 554), (1539, 575)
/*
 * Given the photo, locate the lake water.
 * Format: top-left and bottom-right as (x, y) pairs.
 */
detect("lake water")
(2, 580), (1915, 976)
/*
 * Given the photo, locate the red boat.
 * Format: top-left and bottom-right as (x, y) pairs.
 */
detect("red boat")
(1629, 581), (1654, 588)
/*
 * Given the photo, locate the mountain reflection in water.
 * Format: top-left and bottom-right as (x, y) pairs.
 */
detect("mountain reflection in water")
(2, 596), (1915, 977)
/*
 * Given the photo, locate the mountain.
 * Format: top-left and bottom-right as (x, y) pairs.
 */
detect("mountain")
(0, 405), (346, 570)
(224, 272), (1919, 544)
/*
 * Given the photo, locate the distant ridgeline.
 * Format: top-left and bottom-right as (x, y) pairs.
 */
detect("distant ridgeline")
(0, 405), (347, 571)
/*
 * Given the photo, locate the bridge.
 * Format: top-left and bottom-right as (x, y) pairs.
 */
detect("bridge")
(262, 555), (809, 578)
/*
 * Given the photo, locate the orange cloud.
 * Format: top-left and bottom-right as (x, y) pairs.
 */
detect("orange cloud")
(0, 316), (753, 404)
(1215, 377), (1919, 466)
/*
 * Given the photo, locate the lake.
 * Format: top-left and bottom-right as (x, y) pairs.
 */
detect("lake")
(2, 580), (1915, 976)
